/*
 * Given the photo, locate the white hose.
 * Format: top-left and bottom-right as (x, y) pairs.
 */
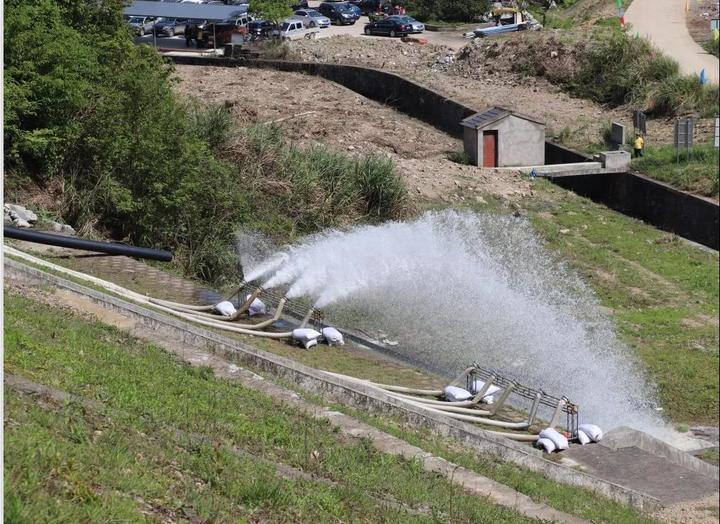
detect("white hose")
(160, 297), (288, 330)
(322, 370), (529, 430)
(5, 247), (293, 339)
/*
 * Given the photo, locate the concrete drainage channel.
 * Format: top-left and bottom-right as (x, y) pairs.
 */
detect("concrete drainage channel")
(13, 256), (715, 512)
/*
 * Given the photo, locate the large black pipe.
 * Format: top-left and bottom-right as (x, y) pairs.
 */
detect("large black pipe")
(4, 226), (173, 262)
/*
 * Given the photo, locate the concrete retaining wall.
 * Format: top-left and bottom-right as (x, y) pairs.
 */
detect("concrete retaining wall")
(6, 257), (662, 511)
(549, 172), (719, 250)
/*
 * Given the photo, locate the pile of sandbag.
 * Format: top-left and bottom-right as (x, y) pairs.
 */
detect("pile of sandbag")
(535, 423), (603, 453)
(292, 326), (345, 349)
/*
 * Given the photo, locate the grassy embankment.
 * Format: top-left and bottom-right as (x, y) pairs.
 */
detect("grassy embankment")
(631, 142), (719, 197)
(414, 177), (718, 426)
(4, 292), (532, 523)
(516, 180), (718, 425)
(4, 291), (660, 523)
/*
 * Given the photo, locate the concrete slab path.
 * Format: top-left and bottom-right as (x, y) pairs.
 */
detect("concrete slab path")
(565, 444), (719, 505)
(625, 0), (719, 84)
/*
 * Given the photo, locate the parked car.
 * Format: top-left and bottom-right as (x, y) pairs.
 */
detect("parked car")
(386, 15), (424, 33)
(277, 19), (321, 40)
(248, 19), (278, 39)
(292, 9), (331, 28)
(126, 16), (156, 36)
(318, 2), (359, 24)
(153, 18), (188, 36)
(363, 17), (412, 36)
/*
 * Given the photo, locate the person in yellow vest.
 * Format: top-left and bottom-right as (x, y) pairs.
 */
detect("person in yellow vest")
(633, 134), (644, 158)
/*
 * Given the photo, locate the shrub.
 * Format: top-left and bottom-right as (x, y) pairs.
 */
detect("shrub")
(407, 0), (490, 23)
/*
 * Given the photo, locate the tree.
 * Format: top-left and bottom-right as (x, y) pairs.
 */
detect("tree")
(249, 0), (293, 24)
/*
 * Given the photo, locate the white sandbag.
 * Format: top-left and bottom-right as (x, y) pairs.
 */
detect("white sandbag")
(321, 327), (344, 346)
(246, 295), (267, 317)
(578, 424), (603, 443)
(443, 386), (473, 402)
(539, 427), (569, 450)
(303, 338), (318, 349)
(215, 300), (237, 317)
(536, 438), (556, 453)
(577, 429), (591, 445)
(470, 380), (500, 404)
(292, 328), (321, 344)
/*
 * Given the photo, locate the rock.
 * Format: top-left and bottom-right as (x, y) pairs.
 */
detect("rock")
(347, 145), (355, 151)
(14, 218), (32, 228)
(559, 228), (570, 235)
(5, 204), (38, 223)
(51, 222), (76, 235)
(475, 196), (487, 204)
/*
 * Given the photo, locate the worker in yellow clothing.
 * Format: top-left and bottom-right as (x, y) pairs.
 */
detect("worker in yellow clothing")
(633, 134), (644, 158)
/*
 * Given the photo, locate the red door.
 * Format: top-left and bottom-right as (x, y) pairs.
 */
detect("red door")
(483, 131), (498, 168)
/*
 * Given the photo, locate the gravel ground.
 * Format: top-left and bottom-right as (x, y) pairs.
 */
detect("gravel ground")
(291, 34), (640, 150)
(174, 63), (536, 204)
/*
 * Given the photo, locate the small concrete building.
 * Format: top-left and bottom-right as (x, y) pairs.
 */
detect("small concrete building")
(461, 107), (545, 168)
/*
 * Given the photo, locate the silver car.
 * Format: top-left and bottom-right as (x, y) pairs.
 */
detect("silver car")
(126, 16), (156, 36)
(292, 9), (331, 28)
(387, 15), (424, 33)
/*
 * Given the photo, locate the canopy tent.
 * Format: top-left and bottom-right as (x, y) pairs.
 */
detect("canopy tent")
(123, 1), (246, 21)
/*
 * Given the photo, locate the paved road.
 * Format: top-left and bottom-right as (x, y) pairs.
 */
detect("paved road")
(625, 0), (719, 84)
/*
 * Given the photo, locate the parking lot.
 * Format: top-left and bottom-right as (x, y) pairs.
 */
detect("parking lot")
(135, 6), (470, 52)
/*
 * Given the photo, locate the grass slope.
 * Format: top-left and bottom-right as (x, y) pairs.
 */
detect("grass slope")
(4, 291), (533, 523)
(523, 180), (719, 425)
(4, 289), (661, 523)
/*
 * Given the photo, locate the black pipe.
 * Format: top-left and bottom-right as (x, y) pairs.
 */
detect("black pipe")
(4, 226), (173, 262)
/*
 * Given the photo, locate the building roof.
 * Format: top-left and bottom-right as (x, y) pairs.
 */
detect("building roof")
(123, 1), (246, 21)
(460, 107), (545, 129)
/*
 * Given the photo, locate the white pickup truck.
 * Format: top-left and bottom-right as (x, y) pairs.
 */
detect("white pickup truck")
(277, 19), (320, 40)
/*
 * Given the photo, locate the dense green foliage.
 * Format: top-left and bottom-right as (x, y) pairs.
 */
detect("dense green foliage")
(4, 0), (408, 284)
(4, 0), (243, 281)
(250, 0), (293, 24)
(703, 37), (719, 58)
(570, 30), (718, 117)
(233, 125), (408, 236)
(407, 0), (490, 23)
(510, 28), (719, 117)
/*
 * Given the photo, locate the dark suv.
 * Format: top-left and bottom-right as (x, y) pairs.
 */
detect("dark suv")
(317, 2), (359, 24)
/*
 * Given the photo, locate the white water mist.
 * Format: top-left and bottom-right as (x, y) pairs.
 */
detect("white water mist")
(242, 210), (664, 432)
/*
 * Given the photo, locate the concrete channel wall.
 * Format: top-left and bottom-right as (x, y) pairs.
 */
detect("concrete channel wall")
(549, 172), (720, 250)
(170, 55), (719, 250)
(6, 258), (663, 511)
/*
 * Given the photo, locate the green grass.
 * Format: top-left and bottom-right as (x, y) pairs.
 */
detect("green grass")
(4, 291), (534, 523)
(325, 404), (657, 524)
(703, 38), (719, 58)
(631, 142), (720, 197)
(521, 179), (719, 424)
(698, 448), (720, 466)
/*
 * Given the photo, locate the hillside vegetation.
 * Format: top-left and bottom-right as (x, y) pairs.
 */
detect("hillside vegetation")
(4, 0), (408, 284)
(459, 28), (718, 118)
